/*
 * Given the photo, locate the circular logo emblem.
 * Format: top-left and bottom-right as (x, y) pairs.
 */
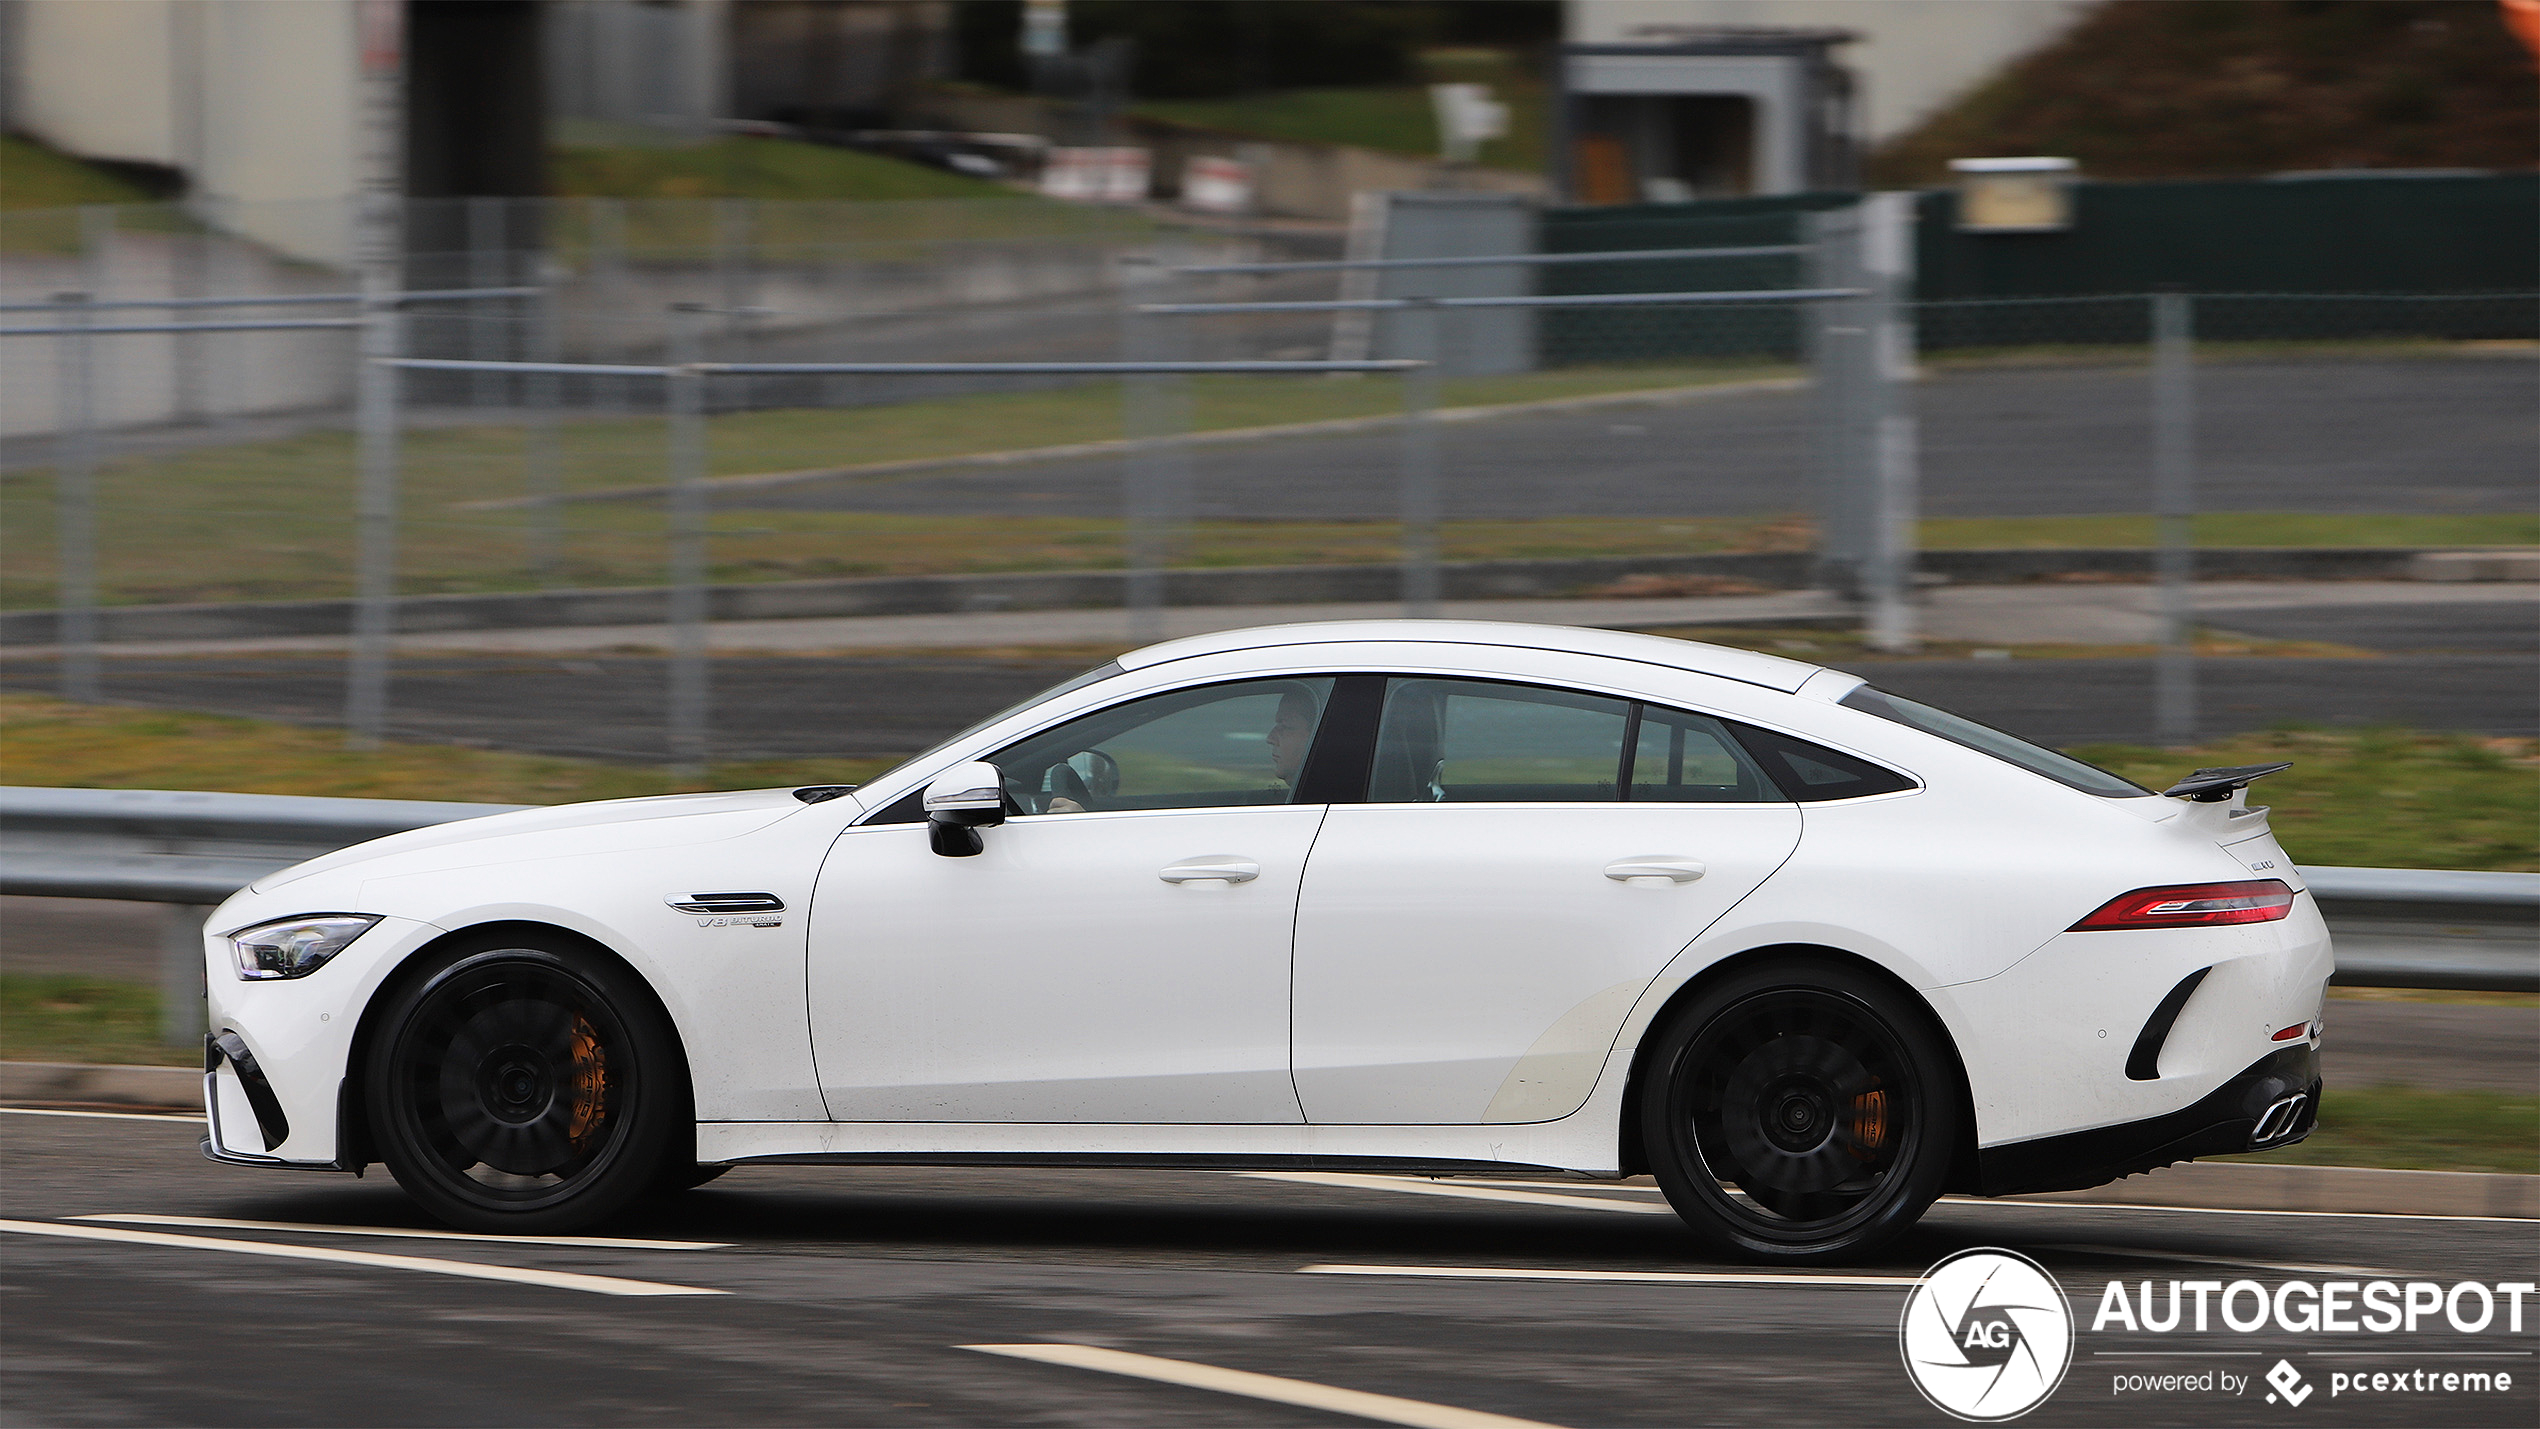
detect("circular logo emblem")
(1898, 1247), (2075, 1422)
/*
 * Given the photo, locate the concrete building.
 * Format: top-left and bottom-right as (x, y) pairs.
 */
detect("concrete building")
(1560, 0), (2094, 200)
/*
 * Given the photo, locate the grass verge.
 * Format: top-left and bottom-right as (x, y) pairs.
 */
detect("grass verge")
(2066, 728), (2539, 872)
(2228, 1086), (2539, 1176)
(5, 692), (2531, 872)
(0, 694), (895, 801)
(548, 137), (1029, 202)
(0, 976), (193, 1069)
(0, 363), (1797, 608)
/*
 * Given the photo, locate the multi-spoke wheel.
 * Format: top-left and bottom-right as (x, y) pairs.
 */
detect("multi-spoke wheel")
(367, 939), (683, 1233)
(1643, 959), (1959, 1263)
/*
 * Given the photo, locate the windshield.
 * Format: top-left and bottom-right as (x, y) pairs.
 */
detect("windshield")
(1839, 685), (2151, 798)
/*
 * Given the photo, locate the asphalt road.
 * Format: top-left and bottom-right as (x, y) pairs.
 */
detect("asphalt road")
(8, 631), (2529, 762)
(716, 357), (2535, 521)
(4, 1110), (2534, 1427)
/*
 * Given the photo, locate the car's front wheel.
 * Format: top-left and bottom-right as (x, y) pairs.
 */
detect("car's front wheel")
(366, 938), (684, 1233)
(1642, 958), (1959, 1263)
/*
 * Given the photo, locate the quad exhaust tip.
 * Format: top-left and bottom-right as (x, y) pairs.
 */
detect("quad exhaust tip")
(2251, 1091), (2310, 1145)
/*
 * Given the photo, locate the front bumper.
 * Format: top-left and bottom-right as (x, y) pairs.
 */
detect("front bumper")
(1975, 1043), (2321, 1197)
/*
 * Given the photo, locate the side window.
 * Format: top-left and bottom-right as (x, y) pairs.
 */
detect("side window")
(988, 678), (1335, 815)
(1371, 679), (1631, 803)
(1730, 724), (1919, 802)
(1630, 707), (1786, 803)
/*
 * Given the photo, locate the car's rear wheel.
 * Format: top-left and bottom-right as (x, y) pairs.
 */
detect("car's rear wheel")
(367, 939), (682, 1233)
(1642, 959), (1959, 1263)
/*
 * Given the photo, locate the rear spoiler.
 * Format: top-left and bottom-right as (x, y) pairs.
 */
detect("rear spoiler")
(2161, 761), (2293, 803)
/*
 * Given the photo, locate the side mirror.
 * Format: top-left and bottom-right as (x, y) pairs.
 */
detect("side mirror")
(923, 761), (1006, 858)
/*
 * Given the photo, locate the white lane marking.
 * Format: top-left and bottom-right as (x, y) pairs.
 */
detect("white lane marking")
(72, 1214), (728, 1251)
(2034, 1241), (2392, 1278)
(0, 1220), (726, 1297)
(1242, 1172), (1675, 1215)
(1426, 1178), (1664, 1195)
(1941, 1197), (2537, 1226)
(1302, 1264), (1921, 1289)
(962, 1343), (1568, 1429)
(0, 1107), (203, 1124)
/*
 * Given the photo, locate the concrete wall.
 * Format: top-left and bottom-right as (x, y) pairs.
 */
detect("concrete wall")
(1566, 0), (2094, 143)
(13, 0), (180, 166)
(12, 0), (365, 265)
(194, 1), (362, 263)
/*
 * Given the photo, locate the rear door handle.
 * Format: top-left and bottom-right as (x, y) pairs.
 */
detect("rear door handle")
(1605, 856), (1705, 884)
(1160, 856), (1260, 885)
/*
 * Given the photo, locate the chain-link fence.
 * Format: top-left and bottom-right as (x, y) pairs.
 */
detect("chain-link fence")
(4, 193), (2530, 766)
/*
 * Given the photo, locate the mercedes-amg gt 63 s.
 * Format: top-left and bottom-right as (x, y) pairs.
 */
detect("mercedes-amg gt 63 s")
(200, 622), (2326, 1262)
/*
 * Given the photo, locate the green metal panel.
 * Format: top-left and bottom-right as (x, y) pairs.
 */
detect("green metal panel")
(1534, 193), (1851, 366)
(1540, 174), (2537, 362)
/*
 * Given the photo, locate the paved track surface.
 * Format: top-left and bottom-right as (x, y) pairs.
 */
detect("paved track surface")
(5, 1111), (2534, 1426)
(8, 636), (2528, 761)
(717, 358), (2535, 520)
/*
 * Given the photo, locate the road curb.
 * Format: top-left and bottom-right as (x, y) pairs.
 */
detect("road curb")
(0, 546), (2472, 647)
(2, 1060), (198, 1111)
(2004, 1161), (2539, 1219)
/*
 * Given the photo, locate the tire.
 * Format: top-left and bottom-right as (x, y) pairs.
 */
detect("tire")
(365, 937), (686, 1234)
(1641, 958), (1960, 1264)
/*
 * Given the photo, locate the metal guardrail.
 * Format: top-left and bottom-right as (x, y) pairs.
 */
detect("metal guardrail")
(2, 787), (2531, 992)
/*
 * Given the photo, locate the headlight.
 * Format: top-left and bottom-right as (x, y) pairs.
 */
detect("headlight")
(227, 914), (381, 980)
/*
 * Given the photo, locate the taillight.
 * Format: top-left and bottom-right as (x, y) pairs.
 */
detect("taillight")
(2069, 879), (2294, 931)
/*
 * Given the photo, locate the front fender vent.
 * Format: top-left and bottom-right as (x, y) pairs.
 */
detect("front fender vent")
(665, 892), (785, 915)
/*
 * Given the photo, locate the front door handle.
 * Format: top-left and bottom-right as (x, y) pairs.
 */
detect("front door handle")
(1161, 856), (1260, 885)
(1605, 856), (1705, 884)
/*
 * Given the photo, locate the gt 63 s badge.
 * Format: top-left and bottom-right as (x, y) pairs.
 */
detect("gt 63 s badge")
(1900, 1248), (2075, 1421)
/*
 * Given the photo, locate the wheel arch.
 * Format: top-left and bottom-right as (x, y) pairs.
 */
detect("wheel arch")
(337, 918), (696, 1174)
(1613, 942), (1979, 1193)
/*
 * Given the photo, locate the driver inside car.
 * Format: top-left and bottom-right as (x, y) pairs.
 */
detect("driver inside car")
(1042, 682), (1321, 814)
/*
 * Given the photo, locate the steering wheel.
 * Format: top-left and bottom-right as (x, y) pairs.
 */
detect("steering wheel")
(1079, 749), (1121, 798)
(1041, 760), (1092, 813)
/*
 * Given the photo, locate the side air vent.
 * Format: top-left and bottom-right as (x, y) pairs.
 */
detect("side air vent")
(794, 786), (856, 804)
(2125, 967), (2212, 1081)
(665, 892), (785, 915)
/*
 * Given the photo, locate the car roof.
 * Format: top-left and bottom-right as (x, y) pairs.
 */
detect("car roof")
(1117, 620), (1826, 694)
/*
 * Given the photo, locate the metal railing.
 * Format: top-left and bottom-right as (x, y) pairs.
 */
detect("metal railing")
(4, 786), (2531, 1050)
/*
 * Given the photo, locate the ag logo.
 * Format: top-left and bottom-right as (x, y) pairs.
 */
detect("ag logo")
(1899, 1247), (2075, 1421)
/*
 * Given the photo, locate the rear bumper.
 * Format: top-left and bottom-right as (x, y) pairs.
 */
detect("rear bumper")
(1975, 1044), (2321, 1197)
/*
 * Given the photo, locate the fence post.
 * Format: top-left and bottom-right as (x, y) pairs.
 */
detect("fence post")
(1862, 192), (1919, 654)
(173, 224), (208, 425)
(345, 283), (403, 750)
(2153, 289), (2197, 747)
(468, 196), (505, 408)
(592, 196), (633, 413)
(1397, 296), (1443, 618)
(665, 304), (711, 782)
(1806, 206), (1871, 598)
(714, 198), (755, 409)
(1119, 257), (1194, 645)
(51, 291), (100, 703)
(526, 271), (564, 587)
(159, 904), (211, 1047)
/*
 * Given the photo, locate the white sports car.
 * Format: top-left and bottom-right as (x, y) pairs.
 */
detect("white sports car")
(200, 621), (2328, 1262)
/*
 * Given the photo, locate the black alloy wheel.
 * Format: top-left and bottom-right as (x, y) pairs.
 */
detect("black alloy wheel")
(1643, 959), (1959, 1263)
(367, 940), (683, 1233)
